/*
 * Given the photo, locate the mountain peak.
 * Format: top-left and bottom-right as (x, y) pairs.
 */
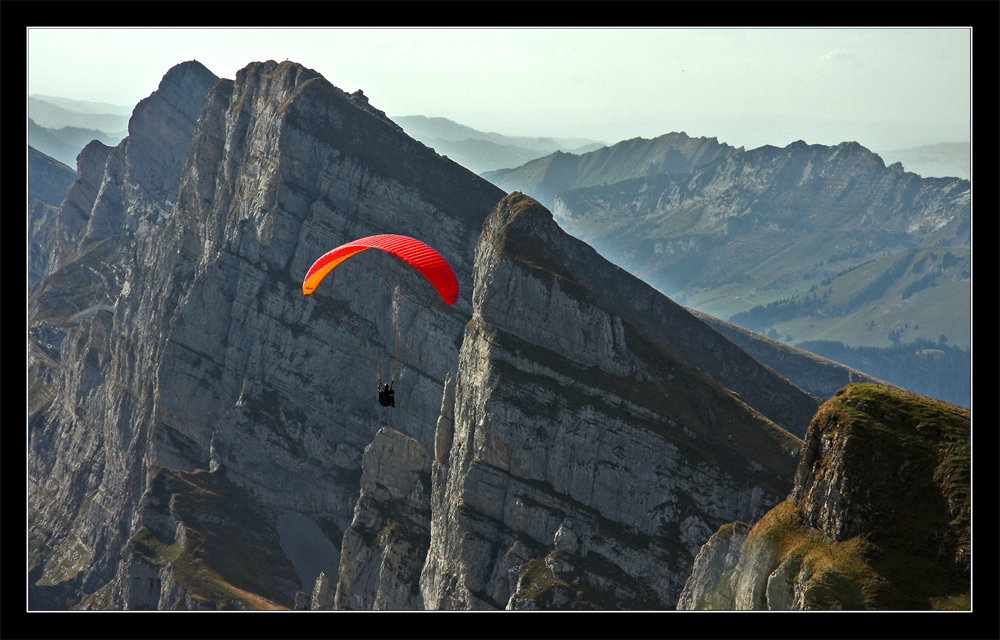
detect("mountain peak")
(679, 383), (970, 610)
(484, 191), (575, 283)
(30, 57), (967, 612)
(161, 59), (218, 85)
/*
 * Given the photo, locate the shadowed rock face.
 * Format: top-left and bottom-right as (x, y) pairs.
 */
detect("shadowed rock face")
(29, 61), (223, 610)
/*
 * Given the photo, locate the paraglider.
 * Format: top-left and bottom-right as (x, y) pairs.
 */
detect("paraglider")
(303, 234), (459, 304)
(302, 234), (458, 413)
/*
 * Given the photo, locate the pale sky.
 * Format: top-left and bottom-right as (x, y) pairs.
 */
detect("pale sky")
(27, 27), (972, 154)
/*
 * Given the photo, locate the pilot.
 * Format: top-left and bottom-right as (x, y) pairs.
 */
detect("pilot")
(378, 379), (395, 408)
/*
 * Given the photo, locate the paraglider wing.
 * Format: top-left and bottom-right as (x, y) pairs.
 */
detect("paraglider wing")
(302, 234), (460, 304)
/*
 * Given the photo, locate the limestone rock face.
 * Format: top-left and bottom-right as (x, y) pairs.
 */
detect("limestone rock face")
(334, 427), (431, 610)
(86, 61), (220, 247)
(310, 571), (335, 610)
(677, 383), (970, 610)
(28, 140), (114, 292)
(417, 193), (802, 610)
(28, 146), (79, 290)
(29, 61), (221, 611)
(675, 521), (750, 610)
(28, 59), (502, 610)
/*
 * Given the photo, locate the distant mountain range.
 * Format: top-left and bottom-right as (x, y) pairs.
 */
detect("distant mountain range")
(28, 145), (76, 208)
(28, 93), (970, 184)
(28, 119), (125, 169)
(392, 115), (605, 174)
(393, 113), (970, 183)
(880, 142), (970, 181)
(484, 134), (970, 407)
(29, 94), (132, 127)
(28, 95), (130, 168)
(28, 92), (972, 182)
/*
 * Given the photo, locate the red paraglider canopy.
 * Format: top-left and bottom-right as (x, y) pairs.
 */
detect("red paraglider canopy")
(302, 234), (459, 305)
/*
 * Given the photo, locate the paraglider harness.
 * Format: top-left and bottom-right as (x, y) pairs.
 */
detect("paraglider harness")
(378, 379), (396, 408)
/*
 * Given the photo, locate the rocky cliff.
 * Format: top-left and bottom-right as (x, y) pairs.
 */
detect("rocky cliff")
(325, 192), (823, 611)
(28, 59), (502, 610)
(28, 146), (78, 291)
(29, 60), (223, 609)
(677, 383), (970, 610)
(31, 59), (907, 611)
(413, 193), (803, 609)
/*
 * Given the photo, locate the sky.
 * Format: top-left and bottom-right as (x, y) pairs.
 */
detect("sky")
(27, 27), (972, 155)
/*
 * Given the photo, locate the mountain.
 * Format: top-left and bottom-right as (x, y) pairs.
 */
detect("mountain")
(28, 95), (131, 168)
(28, 145), (76, 208)
(727, 246), (971, 407)
(487, 136), (971, 407)
(677, 383), (970, 610)
(29, 95), (131, 131)
(29, 60), (224, 610)
(28, 146), (78, 291)
(28, 59), (964, 612)
(393, 115), (605, 175)
(483, 131), (739, 208)
(28, 58), (510, 610)
(880, 142), (971, 181)
(553, 140), (968, 311)
(385, 192), (808, 609)
(29, 119), (127, 169)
